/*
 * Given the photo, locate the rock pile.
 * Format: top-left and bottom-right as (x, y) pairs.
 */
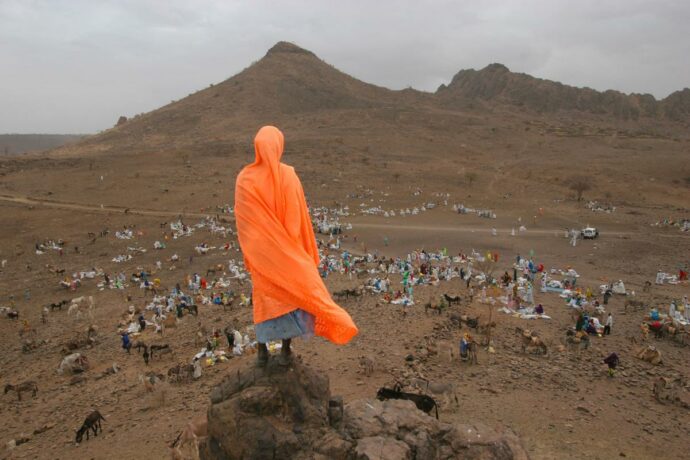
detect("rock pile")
(201, 357), (528, 460)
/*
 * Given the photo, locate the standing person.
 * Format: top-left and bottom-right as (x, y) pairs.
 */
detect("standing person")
(603, 287), (612, 305)
(604, 313), (613, 335)
(224, 325), (235, 349)
(121, 332), (132, 354)
(234, 126), (358, 366)
(603, 352), (619, 377)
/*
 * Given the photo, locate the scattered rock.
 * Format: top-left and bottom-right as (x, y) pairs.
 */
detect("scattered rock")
(202, 359), (529, 460)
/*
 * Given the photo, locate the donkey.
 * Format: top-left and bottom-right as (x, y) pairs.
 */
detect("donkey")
(75, 410), (106, 443)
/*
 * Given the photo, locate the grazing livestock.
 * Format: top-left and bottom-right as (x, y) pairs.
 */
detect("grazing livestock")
(516, 328), (548, 355)
(359, 356), (374, 377)
(49, 300), (69, 311)
(424, 302), (444, 315)
(443, 294), (461, 306)
(170, 416), (207, 460)
(150, 344), (173, 360)
(4, 381), (38, 401)
(75, 410), (106, 443)
(376, 384), (439, 419)
(408, 378), (459, 409)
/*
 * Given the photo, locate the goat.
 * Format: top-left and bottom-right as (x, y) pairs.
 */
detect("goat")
(376, 384), (438, 419)
(4, 381), (38, 401)
(359, 356), (374, 377)
(68, 296), (95, 320)
(75, 410), (105, 443)
(7, 310), (19, 320)
(443, 294), (462, 306)
(49, 300), (69, 311)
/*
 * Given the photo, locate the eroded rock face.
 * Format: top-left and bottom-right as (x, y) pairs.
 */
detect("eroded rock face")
(205, 358), (331, 459)
(202, 358), (529, 460)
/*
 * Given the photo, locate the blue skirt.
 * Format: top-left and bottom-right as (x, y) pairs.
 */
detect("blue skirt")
(256, 309), (315, 343)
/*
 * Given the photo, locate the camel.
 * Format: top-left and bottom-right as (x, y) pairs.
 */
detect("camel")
(635, 345), (662, 365)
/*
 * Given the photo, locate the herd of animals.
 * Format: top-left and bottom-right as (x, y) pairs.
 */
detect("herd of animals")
(1, 220), (688, 459)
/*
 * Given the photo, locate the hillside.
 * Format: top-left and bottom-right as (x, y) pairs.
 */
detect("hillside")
(436, 63), (690, 122)
(49, 41), (689, 160)
(0, 134), (86, 155)
(58, 41), (430, 157)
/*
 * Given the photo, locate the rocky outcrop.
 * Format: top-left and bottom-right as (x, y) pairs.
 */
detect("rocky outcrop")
(201, 358), (528, 460)
(437, 63), (688, 122)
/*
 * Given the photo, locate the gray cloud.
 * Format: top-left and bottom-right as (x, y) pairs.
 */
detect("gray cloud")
(1, 0), (688, 133)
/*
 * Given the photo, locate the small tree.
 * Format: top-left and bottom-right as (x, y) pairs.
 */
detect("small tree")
(568, 175), (592, 202)
(465, 171), (478, 187)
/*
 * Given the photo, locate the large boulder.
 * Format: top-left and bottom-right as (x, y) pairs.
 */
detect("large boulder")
(202, 358), (528, 459)
(204, 358), (333, 459)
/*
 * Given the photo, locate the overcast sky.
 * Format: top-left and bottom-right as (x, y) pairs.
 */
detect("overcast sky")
(2, 0), (689, 133)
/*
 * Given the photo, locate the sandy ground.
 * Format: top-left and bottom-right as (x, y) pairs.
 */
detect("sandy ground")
(0, 172), (688, 460)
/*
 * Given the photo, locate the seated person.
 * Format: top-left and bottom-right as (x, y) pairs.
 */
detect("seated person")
(586, 319), (598, 335)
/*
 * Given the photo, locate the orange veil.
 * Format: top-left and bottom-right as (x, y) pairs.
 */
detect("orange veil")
(234, 126), (358, 345)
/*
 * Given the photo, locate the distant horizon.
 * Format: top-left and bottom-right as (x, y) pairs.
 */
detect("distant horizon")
(4, 53), (689, 136)
(2, 1), (689, 133)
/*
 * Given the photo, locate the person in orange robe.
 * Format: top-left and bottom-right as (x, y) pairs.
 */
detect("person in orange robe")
(234, 126), (358, 365)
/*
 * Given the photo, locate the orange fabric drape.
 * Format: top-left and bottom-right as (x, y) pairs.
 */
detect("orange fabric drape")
(234, 126), (358, 345)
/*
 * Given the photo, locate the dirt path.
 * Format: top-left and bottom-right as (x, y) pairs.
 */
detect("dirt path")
(0, 194), (210, 219)
(2, 193), (686, 241)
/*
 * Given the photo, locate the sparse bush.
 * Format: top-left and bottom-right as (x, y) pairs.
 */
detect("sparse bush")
(567, 175), (592, 202)
(464, 172), (478, 187)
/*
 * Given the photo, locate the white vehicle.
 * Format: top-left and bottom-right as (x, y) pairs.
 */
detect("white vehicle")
(581, 227), (599, 239)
